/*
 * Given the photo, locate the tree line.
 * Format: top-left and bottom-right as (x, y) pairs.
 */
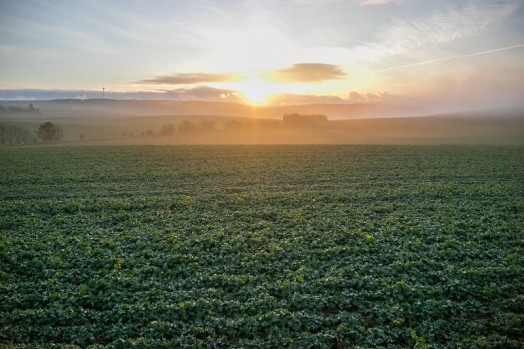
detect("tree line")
(150, 118), (281, 137)
(0, 103), (40, 114)
(0, 121), (63, 145)
(1, 114), (328, 145)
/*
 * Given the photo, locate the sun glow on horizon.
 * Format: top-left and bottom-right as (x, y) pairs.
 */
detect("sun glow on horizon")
(220, 74), (312, 105)
(236, 78), (277, 105)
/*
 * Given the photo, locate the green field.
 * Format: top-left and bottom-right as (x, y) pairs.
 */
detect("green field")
(1, 145), (523, 348)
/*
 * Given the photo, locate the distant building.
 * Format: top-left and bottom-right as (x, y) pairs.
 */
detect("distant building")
(283, 113), (328, 127)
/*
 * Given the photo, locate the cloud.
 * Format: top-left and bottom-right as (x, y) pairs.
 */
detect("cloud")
(368, 43), (524, 74)
(359, 0), (392, 4)
(272, 63), (347, 83)
(358, 0), (414, 4)
(0, 89), (94, 100)
(348, 91), (365, 100)
(267, 93), (346, 105)
(0, 86), (242, 102)
(159, 86), (240, 101)
(347, 90), (410, 102)
(374, 1), (521, 58)
(293, 0), (343, 4)
(135, 73), (236, 85)
(136, 64), (348, 86)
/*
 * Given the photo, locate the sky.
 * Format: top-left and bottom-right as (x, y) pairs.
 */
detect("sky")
(0, 0), (523, 110)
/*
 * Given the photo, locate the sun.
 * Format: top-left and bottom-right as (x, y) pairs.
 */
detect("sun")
(235, 75), (312, 105)
(237, 78), (277, 105)
(208, 72), (313, 106)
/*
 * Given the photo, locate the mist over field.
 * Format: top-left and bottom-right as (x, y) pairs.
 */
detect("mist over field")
(1, 99), (523, 145)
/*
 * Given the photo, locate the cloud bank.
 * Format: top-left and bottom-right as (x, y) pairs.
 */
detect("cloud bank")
(272, 63), (347, 83)
(0, 87), (405, 106)
(135, 73), (236, 85)
(0, 86), (241, 102)
(267, 93), (346, 105)
(135, 63), (349, 87)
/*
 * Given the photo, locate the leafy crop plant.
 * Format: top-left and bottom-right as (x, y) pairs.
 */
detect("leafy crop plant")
(1, 145), (522, 348)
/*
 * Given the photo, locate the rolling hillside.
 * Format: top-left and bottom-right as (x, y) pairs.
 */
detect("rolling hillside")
(0, 100), (522, 144)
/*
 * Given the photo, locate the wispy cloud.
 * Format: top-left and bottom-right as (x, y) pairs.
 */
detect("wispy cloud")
(369, 43), (524, 74)
(376, 1), (521, 57)
(135, 73), (237, 85)
(272, 63), (347, 83)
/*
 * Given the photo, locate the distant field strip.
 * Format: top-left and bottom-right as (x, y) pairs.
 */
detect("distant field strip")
(1, 145), (523, 348)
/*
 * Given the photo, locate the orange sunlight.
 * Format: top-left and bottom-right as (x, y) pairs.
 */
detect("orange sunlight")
(232, 74), (313, 105)
(238, 78), (277, 105)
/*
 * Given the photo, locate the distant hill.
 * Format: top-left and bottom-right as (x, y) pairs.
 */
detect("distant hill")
(0, 99), (428, 120)
(1, 99), (522, 144)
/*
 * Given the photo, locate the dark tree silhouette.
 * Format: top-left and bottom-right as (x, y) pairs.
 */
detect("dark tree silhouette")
(178, 120), (198, 134)
(224, 119), (244, 130)
(36, 122), (63, 143)
(0, 123), (34, 145)
(159, 123), (175, 136)
(200, 120), (216, 132)
(8, 106), (23, 113)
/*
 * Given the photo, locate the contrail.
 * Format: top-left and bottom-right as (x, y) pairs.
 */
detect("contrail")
(368, 43), (524, 74)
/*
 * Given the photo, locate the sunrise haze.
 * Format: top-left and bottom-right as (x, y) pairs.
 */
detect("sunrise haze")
(1, 0), (523, 113)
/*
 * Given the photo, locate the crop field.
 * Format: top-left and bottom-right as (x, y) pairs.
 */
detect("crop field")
(1, 145), (523, 348)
